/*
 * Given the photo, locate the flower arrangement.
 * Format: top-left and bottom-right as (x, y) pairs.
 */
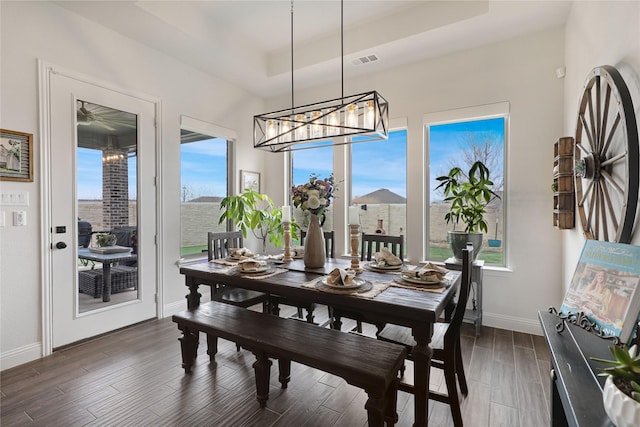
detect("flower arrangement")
(291, 174), (336, 217)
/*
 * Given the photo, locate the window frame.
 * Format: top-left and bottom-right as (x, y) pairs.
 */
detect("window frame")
(424, 102), (509, 267)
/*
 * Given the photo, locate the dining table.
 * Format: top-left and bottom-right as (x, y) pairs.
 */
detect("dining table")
(180, 257), (462, 427)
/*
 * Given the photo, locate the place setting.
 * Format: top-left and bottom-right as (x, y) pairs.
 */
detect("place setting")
(392, 263), (451, 292)
(363, 247), (406, 273)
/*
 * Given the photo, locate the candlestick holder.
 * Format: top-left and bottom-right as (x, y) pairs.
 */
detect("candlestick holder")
(349, 224), (363, 272)
(283, 222), (293, 263)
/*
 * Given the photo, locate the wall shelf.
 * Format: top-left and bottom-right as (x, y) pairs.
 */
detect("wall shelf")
(553, 137), (575, 229)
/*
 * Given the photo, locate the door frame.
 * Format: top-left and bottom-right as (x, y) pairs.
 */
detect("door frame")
(38, 60), (163, 356)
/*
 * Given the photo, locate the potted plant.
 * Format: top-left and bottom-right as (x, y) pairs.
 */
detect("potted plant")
(95, 232), (117, 247)
(435, 160), (500, 260)
(591, 344), (640, 427)
(219, 189), (298, 254)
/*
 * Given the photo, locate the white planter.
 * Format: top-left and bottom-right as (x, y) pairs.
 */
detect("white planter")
(603, 376), (640, 427)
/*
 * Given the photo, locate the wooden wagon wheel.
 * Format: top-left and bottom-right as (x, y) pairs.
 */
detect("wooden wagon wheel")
(574, 65), (639, 243)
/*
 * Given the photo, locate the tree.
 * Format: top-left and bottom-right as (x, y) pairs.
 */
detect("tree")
(445, 131), (503, 192)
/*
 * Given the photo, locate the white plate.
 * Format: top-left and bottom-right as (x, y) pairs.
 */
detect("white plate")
(321, 277), (365, 289)
(238, 265), (270, 274)
(365, 262), (402, 271)
(398, 275), (443, 286)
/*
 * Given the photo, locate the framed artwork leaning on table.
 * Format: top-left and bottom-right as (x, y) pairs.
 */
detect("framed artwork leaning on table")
(560, 240), (640, 344)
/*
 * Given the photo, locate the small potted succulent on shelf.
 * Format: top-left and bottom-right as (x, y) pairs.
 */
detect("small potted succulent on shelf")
(592, 344), (640, 427)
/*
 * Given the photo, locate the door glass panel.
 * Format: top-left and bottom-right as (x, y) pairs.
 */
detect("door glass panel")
(76, 100), (138, 313)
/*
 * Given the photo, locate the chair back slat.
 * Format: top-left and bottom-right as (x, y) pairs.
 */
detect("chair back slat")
(445, 244), (473, 343)
(207, 231), (244, 261)
(360, 233), (404, 261)
(300, 230), (335, 258)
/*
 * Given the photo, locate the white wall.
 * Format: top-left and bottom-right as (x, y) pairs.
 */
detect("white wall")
(266, 28), (567, 334)
(0, 1), (264, 369)
(562, 2), (640, 290)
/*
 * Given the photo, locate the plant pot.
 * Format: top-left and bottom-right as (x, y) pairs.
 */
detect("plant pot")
(603, 376), (640, 427)
(448, 231), (482, 261)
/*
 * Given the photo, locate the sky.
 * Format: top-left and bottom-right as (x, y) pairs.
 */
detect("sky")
(78, 118), (504, 202)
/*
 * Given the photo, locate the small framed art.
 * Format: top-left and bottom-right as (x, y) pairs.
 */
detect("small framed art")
(0, 129), (33, 182)
(240, 170), (260, 192)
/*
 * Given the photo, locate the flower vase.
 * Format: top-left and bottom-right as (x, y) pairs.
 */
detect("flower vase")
(304, 214), (326, 268)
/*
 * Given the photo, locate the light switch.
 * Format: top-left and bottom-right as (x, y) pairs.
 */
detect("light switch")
(13, 211), (26, 226)
(0, 211), (5, 227)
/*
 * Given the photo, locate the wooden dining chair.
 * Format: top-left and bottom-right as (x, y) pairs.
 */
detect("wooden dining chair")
(332, 233), (405, 333)
(270, 230), (335, 324)
(376, 244), (473, 427)
(360, 232), (404, 261)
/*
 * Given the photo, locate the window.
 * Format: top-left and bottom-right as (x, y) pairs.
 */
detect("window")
(291, 141), (334, 232)
(427, 107), (506, 266)
(180, 131), (230, 257)
(351, 129), (407, 251)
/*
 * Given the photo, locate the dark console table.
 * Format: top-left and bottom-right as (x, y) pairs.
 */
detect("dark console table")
(538, 310), (614, 427)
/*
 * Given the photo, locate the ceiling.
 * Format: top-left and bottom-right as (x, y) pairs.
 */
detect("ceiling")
(56, 1), (573, 99)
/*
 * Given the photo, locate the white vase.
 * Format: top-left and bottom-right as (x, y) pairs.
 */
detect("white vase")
(603, 376), (640, 427)
(303, 214), (326, 268)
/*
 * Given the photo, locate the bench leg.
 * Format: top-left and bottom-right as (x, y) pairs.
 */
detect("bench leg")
(384, 377), (400, 426)
(178, 326), (199, 374)
(278, 359), (291, 389)
(252, 351), (272, 407)
(206, 334), (218, 362)
(364, 391), (387, 427)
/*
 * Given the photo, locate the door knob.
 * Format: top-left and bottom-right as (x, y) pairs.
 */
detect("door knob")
(55, 241), (67, 249)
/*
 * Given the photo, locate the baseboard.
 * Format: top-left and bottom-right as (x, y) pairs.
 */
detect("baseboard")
(0, 342), (42, 371)
(482, 312), (543, 336)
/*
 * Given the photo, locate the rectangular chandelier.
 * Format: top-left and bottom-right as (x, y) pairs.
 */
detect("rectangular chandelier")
(253, 90), (389, 152)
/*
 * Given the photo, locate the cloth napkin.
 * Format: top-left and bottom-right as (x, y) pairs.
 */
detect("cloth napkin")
(373, 247), (403, 266)
(237, 258), (266, 271)
(402, 262), (448, 281)
(229, 247), (254, 259)
(326, 268), (356, 286)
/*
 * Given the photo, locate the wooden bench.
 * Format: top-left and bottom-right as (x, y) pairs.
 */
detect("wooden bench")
(172, 301), (407, 426)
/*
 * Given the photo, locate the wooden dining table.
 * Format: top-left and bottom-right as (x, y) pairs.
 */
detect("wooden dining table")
(180, 258), (462, 427)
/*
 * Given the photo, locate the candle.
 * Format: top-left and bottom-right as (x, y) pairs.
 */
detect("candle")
(348, 206), (360, 225)
(282, 205), (291, 223)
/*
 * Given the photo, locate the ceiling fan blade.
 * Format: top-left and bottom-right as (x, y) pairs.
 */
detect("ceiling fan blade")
(94, 121), (117, 132)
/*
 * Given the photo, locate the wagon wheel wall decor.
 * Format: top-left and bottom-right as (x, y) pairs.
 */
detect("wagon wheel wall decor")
(574, 65), (639, 243)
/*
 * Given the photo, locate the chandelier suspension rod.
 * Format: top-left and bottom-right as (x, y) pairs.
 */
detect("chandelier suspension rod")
(290, 0), (294, 115)
(341, 0), (344, 101)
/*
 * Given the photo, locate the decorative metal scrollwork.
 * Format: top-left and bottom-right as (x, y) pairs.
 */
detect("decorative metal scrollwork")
(548, 306), (621, 345)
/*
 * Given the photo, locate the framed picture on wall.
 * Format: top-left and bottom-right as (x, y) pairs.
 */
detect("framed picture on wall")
(240, 170), (260, 193)
(0, 129), (33, 182)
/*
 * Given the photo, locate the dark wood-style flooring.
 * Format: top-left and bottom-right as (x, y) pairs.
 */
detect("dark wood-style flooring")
(1, 305), (550, 426)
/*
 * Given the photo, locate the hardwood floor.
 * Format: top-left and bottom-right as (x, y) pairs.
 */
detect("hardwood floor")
(1, 306), (550, 426)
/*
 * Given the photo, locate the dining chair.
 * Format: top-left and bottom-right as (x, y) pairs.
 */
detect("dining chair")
(376, 244), (473, 427)
(360, 232), (404, 261)
(207, 231), (270, 352)
(331, 233), (405, 333)
(270, 230), (335, 324)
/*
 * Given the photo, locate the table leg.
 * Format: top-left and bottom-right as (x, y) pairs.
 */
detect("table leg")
(185, 276), (201, 310)
(102, 263), (112, 302)
(412, 324), (433, 427)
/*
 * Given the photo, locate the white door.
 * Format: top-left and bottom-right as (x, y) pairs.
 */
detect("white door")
(48, 70), (157, 348)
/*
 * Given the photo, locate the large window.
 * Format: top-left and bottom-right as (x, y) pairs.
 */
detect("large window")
(180, 131), (230, 256)
(351, 129), (407, 250)
(427, 113), (506, 266)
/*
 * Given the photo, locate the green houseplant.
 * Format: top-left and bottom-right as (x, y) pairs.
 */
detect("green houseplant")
(435, 160), (500, 260)
(219, 189), (298, 254)
(592, 344), (640, 427)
